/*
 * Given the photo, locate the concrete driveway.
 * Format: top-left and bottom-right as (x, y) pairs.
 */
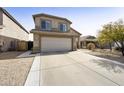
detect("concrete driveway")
(39, 50), (124, 86)
(25, 50), (124, 86)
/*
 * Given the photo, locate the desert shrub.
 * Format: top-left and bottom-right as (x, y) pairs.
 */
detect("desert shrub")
(114, 47), (122, 51)
(87, 43), (96, 50)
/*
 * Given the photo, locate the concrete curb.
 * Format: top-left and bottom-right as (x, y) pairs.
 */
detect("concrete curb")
(25, 53), (40, 86)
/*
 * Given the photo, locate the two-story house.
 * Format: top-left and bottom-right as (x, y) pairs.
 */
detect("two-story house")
(31, 13), (81, 53)
(0, 8), (29, 52)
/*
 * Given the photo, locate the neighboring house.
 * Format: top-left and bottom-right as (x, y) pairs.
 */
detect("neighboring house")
(0, 8), (29, 52)
(80, 35), (115, 49)
(80, 35), (97, 48)
(31, 13), (81, 53)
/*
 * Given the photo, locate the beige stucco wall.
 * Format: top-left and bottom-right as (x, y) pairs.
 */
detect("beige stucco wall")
(34, 16), (70, 31)
(33, 33), (40, 53)
(70, 28), (80, 36)
(0, 35), (18, 51)
(72, 37), (77, 51)
(34, 16), (81, 36)
(0, 13), (29, 41)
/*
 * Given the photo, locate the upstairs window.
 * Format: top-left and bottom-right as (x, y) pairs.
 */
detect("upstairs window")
(59, 23), (67, 32)
(41, 20), (51, 31)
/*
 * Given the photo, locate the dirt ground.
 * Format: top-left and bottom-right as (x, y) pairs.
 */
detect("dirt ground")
(81, 49), (124, 64)
(0, 51), (34, 86)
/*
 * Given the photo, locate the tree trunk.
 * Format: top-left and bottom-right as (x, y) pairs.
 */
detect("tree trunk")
(113, 41), (124, 56)
(121, 48), (124, 56)
(121, 45), (124, 56)
(120, 42), (124, 56)
(109, 42), (112, 51)
(115, 41), (121, 49)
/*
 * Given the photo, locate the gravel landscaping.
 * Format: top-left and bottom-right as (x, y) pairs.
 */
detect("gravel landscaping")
(0, 51), (34, 86)
(81, 49), (124, 64)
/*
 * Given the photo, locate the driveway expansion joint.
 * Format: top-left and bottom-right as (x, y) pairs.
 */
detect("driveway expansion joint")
(41, 63), (77, 70)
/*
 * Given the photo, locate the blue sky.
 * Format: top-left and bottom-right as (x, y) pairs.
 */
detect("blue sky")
(4, 7), (124, 38)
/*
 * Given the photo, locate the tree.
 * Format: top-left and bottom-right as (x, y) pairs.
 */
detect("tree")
(98, 24), (113, 51)
(97, 19), (124, 56)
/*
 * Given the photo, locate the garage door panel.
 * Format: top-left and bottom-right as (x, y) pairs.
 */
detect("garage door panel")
(41, 37), (72, 52)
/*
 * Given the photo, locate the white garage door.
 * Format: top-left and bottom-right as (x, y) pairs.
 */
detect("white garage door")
(41, 37), (72, 52)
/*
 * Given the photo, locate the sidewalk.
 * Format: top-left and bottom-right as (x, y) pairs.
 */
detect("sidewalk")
(25, 53), (40, 86)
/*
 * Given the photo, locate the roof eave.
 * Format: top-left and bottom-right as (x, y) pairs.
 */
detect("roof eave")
(32, 13), (72, 24)
(71, 27), (82, 35)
